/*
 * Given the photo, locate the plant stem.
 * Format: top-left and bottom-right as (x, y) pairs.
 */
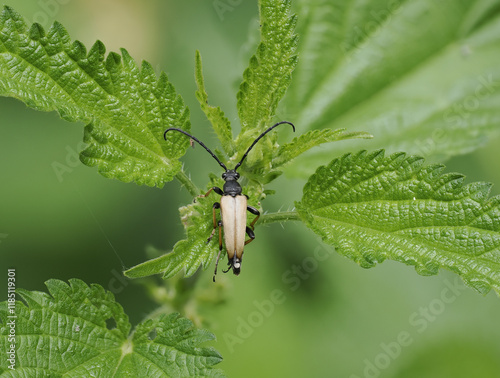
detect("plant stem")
(175, 171), (199, 197)
(258, 211), (301, 225)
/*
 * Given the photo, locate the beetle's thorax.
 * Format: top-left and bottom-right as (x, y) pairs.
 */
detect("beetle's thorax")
(222, 169), (242, 197)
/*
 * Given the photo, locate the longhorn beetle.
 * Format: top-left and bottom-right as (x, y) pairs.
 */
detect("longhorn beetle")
(164, 121), (295, 281)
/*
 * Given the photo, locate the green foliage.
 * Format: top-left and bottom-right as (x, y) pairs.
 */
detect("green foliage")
(2, 0), (500, 295)
(0, 279), (224, 377)
(0, 6), (190, 187)
(298, 150), (500, 294)
(285, 0), (500, 177)
(2, 1), (500, 376)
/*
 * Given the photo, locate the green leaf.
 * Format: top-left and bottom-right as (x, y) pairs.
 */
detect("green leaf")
(273, 128), (372, 168)
(195, 50), (235, 158)
(297, 150), (500, 295)
(125, 196), (219, 280)
(235, 0), (298, 168)
(285, 0), (500, 177)
(0, 279), (224, 377)
(0, 6), (190, 187)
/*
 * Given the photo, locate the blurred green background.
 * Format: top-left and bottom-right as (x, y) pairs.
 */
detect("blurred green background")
(1, 1), (500, 377)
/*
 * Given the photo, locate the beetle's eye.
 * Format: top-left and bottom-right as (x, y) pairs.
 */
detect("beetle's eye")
(222, 173), (226, 179)
(235, 173), (240, 179)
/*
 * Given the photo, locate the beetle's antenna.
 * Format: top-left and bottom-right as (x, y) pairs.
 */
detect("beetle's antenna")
(234, 121), (295, 171)
(164, 128), (228, 171)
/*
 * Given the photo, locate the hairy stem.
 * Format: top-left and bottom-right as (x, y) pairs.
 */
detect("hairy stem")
(258, 211), (301, 225)
(175, 171), (199, 197)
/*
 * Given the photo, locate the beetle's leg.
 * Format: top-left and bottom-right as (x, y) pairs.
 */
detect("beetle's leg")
(244, 226), (255, 245)
(195, 186), (223, 202)
(207, 202), (221, 243)
(247, 206), (260, 230)
(212, 220), (223, 282)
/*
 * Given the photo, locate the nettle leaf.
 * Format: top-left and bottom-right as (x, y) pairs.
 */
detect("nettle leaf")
(0, 279), (224, 377)
(125, 195), (219, 279)
(297, 150), (500, 295)
(285, 0), (500, 177)
(235, 0), (298, 168)
(195, 50), (235, 158)
(273, 128), (372, 168)
(0, 6), (190, 187)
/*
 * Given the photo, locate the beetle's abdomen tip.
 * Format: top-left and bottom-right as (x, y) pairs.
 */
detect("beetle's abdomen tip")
(233, 261), (241, 275)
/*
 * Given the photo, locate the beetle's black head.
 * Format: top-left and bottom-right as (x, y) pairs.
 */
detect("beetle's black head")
(222, 169), (242, 197)
(222, 169), (239, 181)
